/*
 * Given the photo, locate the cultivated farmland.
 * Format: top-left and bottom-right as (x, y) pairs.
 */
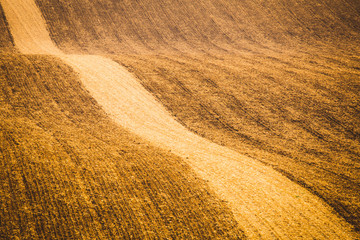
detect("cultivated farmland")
(0, 0), (359, 239)
(0, 54), (244, 239)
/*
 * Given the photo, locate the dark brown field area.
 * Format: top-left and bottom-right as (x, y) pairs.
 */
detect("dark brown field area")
(0, 5), (15, 53)
(35, 0), (360, 54)
(1, 0), (360, 239)
(0, 54), (244, 239)
(114, 51), (360, 229)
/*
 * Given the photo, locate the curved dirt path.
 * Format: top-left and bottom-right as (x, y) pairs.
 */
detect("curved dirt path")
(1, 0), (358, 239)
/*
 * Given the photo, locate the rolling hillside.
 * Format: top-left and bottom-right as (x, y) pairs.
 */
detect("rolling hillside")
(113, 51), (360, 231)
(35, 0), (360, 54)
(0, 0), (360, 239)
(0, 54), (245, 239)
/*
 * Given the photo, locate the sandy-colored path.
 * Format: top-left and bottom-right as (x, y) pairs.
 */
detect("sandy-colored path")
(0, 0), (357, 239)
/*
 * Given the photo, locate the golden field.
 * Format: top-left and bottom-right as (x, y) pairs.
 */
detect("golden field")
(0, 54), (244, 239)
(0, 0), (359, 239)
(113, 51), (360, 230)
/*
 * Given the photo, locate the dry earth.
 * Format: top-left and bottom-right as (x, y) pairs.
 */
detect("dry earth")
(32, 0), (360, 233)
(0, 53), (244, 239)
(0, 0), (360, 239)
(113, 52), (360, 231)
(35, 0), (360, 54)
(0, 3), (14, 53)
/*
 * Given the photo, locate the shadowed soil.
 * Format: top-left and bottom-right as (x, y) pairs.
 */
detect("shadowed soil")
(0, 4), (14, 53)
(34, 0), (360, 54)
(113, 53), (360, 231)
(0, 54), (245, 239)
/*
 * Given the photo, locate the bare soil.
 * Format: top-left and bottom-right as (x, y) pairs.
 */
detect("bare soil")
(0, 53), (244, 239)
(0, 0), (360, 238)
(113, 52), (360, 231)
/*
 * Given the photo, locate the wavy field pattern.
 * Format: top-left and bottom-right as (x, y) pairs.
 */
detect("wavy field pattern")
(0, 54), (245, 239)
(0, 0), (359, 239)
(114, 51), (360, 231)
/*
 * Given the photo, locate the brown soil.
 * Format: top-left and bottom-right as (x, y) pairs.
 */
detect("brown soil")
(0, 54), (244, 239)
(113, 53), (360, 231)
(34, 0), (360, 54)
(0, 0), (360, 238)
(62, 54), (357, 239)
(0, 4), (14, 52)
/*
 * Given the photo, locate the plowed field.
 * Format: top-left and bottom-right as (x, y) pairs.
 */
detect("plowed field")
(0, 0), (359, 239)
